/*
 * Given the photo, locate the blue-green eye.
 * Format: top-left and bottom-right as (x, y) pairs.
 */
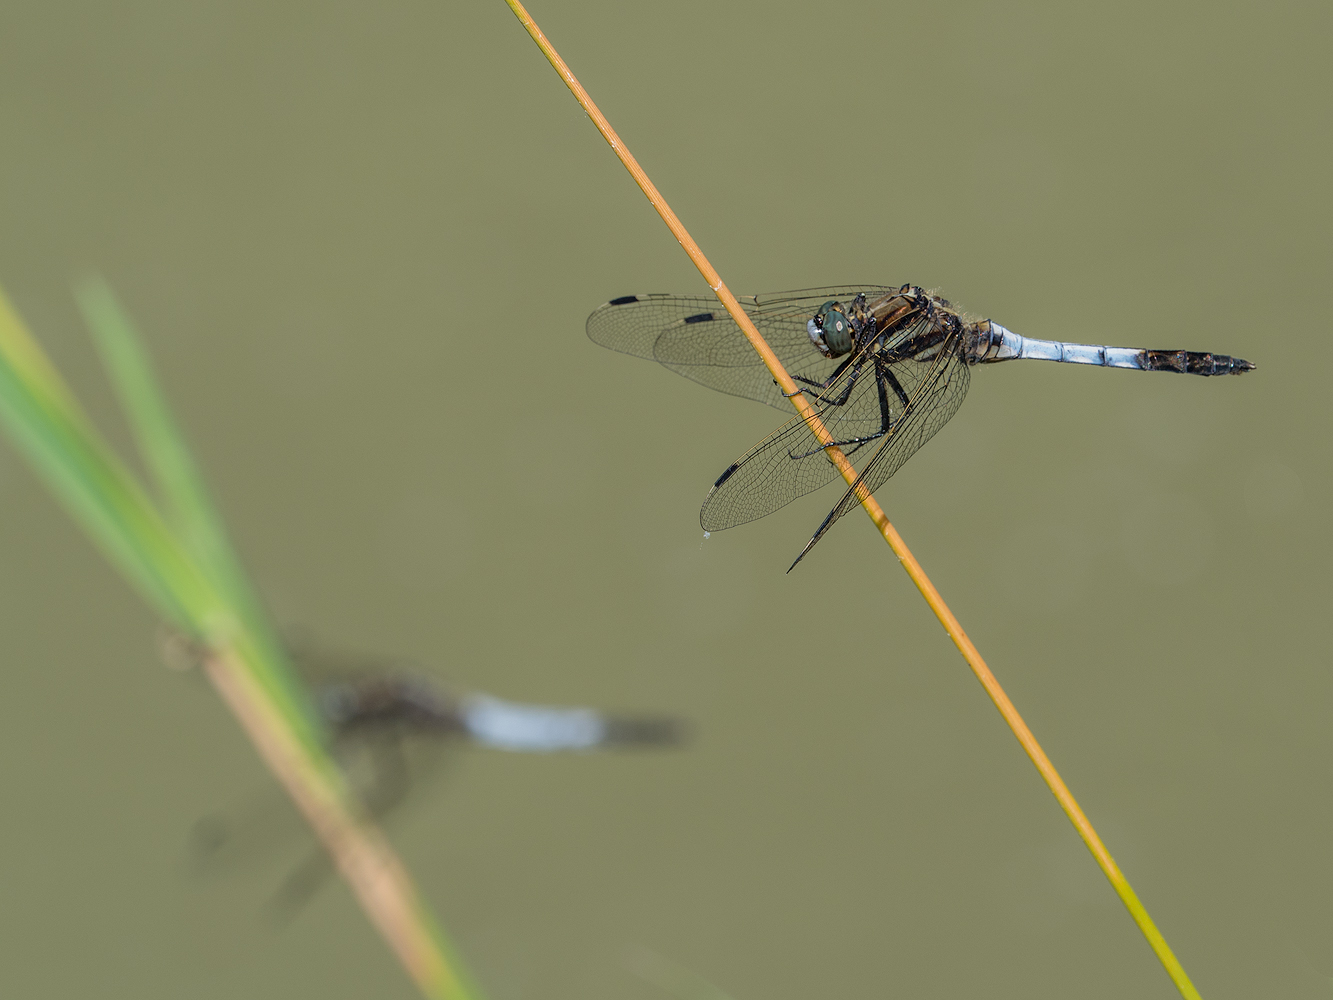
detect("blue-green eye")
(808, 300), (855, 358)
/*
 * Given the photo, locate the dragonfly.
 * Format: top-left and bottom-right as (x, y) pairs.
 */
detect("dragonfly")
(588, 283), (1254, 570)
(175, 635), (684, 913)
(308, 657), (684, 755)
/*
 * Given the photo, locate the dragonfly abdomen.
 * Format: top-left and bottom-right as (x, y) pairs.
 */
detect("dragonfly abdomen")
(974, 323), (1254, 375)
(460, 694), (684, 751)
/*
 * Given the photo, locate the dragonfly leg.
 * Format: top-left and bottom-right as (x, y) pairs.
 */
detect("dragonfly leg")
(782, 356), (856, 399)
(813, 361), (865, 408)
(882, 364), (911, 410)
(782, 377), (824, 399)
(785, 358), (901, 461)
(802, 350), (885, 410)
(786, 426), (891, 460)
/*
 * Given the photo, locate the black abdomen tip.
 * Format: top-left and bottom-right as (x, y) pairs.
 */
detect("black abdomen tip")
(1143, 350), (1256, 376)
(602, 716), (688, 746)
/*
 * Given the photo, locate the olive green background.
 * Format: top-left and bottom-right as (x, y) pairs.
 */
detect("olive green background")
(0, 1), (1328, 997)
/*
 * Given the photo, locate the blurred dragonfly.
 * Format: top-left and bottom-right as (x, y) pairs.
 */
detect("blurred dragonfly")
(588, 284), (1254, 569)
(173, 635), (684, 914)
(307, 651), (683, 755)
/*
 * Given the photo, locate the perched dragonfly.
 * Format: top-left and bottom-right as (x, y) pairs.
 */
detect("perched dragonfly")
(175, 635), (683, 913)
(310, 663), (684, 755)
(588, 284), (1254, 569)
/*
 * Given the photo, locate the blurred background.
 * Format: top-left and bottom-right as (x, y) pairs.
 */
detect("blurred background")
(0, 1), (1329, 997)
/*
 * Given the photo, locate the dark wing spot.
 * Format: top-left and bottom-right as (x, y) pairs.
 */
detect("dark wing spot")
(712, 463), (740, 489)
(608, 295), (639, 306)
(683, 312), (714, 324)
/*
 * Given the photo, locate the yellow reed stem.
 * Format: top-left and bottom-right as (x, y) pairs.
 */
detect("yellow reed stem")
(501, 3), (1202, 997)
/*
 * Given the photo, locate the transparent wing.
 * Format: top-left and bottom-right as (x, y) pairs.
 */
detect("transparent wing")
(586, 286), (894, 410)
(700, 331), (970, 533)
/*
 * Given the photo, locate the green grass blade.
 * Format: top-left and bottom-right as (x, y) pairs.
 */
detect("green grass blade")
(0, 287), (196, 627)
(74, 276), (305, 712)
(0, 284), (319, 748)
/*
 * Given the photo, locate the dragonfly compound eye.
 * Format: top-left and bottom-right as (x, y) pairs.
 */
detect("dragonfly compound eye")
(808, 300), (855, 358)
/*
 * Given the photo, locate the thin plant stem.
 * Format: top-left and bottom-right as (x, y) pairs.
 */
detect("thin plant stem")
(501, 3), (1202, 997)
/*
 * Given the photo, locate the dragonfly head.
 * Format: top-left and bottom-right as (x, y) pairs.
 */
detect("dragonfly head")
(808, 300), (855, 358)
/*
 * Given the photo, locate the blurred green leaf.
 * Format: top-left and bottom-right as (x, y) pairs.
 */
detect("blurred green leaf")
(75, 276), (313, 735)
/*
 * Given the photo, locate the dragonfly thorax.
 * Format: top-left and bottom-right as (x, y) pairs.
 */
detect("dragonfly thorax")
(807, 300), (857, 358)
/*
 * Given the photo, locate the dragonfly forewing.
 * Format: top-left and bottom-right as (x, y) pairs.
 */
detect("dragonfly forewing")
(587, 287), (893, 411)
